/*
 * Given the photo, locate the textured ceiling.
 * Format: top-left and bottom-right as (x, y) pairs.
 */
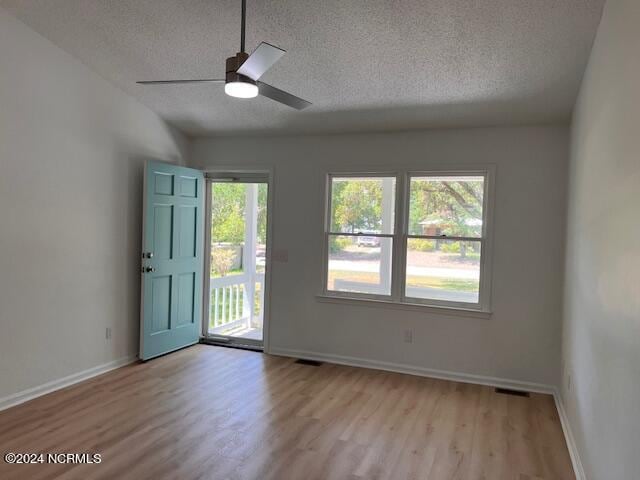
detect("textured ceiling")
(1, 0), (604, 136)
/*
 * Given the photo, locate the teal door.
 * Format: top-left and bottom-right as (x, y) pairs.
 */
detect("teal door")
(140, 161), (204, 360)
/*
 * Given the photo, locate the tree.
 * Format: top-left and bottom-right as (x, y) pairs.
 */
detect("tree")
(211, 183), (246, 244)
(211, 183), (269, 246)
(409, 178), (484, 257)
(332, 179), (383, 233)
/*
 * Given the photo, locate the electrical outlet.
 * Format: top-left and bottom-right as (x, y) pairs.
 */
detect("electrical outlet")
(404, 330), (413, 343)
(105, 327), (112, 340)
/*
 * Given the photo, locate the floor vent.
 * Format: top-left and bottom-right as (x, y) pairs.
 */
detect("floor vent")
(295, 359), (323, 366)
(495, 387), (530, 397)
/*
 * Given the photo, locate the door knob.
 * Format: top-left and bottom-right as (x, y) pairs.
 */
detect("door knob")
(145, 267), (155, 273)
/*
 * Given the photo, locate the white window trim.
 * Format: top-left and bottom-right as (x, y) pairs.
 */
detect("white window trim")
(321, 172), (401, 303)
(319, 166), (495, 315)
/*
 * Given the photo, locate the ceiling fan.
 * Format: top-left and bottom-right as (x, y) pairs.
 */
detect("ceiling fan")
(137, 0), (311, 109)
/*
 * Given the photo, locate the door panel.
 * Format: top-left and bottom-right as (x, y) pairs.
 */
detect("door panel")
(151, 276), (172, 333)
(154, 172), (174, 195)
(176, 272), (196, 326)
(178, 206), (197, 258)
(140, 161), (204, 360)
(153, 205), (173, 260)
(179, 176), (198, 197)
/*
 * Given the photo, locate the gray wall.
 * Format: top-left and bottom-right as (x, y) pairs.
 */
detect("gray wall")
(0, 9), (189, 400)
(192, 125), (568, 387)
(562, 0), (640, 478)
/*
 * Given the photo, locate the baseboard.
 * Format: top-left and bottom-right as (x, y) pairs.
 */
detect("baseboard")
(0, 355), (138, 412)
(553, 390), (587, 480)
(269, 346), (555, 395)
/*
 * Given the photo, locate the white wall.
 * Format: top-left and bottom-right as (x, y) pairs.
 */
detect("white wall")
(191, 125), (568, 387)
(562, 0), (640, 478)
(0, 9), (189, 401)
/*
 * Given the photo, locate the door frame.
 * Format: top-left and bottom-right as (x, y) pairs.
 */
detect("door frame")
(201, 167), (275, 353)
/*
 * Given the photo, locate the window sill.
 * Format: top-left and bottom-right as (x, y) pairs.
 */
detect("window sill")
(315, 294), (492, 319)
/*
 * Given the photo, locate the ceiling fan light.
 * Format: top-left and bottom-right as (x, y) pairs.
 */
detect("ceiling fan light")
(225, 81), (258, 99)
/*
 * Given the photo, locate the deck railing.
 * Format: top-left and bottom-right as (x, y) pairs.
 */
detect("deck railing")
(209, 272), (264, 334)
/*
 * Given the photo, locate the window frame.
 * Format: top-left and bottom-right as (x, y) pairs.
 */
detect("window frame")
(320, 167), (494, 314)
(322, 172), (402, 302)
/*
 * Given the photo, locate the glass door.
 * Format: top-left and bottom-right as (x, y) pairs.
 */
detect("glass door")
(204, 177), (269, 348)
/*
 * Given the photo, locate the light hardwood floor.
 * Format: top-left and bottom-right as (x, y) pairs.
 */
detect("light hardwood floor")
(0, 345), (574, 480)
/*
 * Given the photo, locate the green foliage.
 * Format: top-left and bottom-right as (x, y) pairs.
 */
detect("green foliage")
(408, 238), (436, 252)
(331, 179), (383, 233)
(329, 236), (351, 253)
(440, 242), (461, 254)
(257, 184), (268, 244)
(440, 241), (480, 258)
(409, 178), (484, 238)
(211, 184), (245, 244)
(211, 183), (268, 245)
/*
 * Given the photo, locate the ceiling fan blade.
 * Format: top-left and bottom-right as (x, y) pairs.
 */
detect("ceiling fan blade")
(257, 82), (311, 110)
(136, 79), (224, 85)
(236, 42), (285, 80)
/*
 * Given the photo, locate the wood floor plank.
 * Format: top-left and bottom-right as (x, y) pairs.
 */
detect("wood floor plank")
(0, 345), (575, 480)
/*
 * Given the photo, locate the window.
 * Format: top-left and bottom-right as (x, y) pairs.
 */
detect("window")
(323, 171), (492, 312)
(327, 176), (396, 296)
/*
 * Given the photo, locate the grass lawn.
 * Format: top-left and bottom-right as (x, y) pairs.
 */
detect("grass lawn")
(328, 270), (478, 292)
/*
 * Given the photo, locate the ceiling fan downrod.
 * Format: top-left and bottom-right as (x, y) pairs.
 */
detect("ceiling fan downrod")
(240, 0), (246, 53)
(224, 0), (254, 98)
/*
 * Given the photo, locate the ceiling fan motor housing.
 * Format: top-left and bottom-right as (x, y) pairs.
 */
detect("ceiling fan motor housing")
(225, 52), (256, 86)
